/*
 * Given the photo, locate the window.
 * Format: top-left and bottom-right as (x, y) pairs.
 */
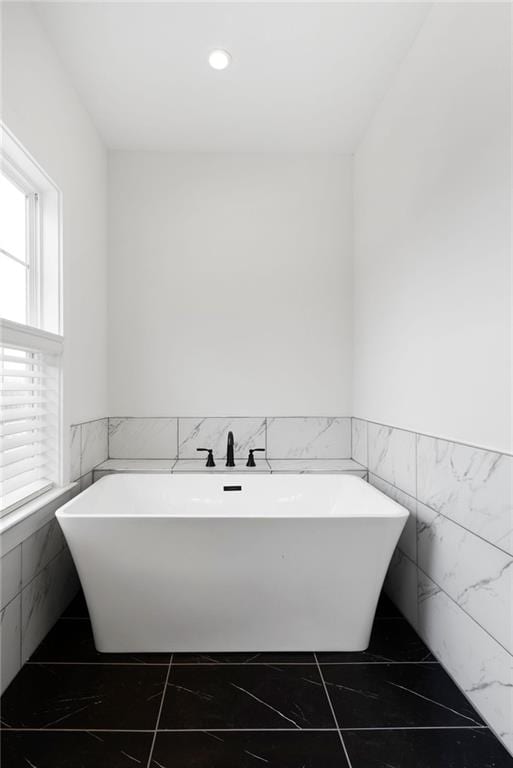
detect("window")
(0, 126), (63, 516)
(0, 171), (37, 326)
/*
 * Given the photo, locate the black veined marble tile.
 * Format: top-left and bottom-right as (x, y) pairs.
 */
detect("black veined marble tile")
(1, 663), (167, 730)
(158, 664), (334, 730)
(317, 619), (434, 663)
(0, 730), (153, 768)
(321, 663), (485, 729)
(151, 730), (348, 768)
(29, 619), (171, 664)
(342, 727), (513, 768)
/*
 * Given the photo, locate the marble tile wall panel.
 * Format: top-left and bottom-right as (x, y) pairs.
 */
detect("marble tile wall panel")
(1, 488), (80, 694)
(351, 418), (368, 467)
(368, 473), (417, 561)
(417, 502), (513, 654)
(361, 416), (513, 755)
(70, 424), (81, 482)
(1, 546), (21, 610)
(74, 416), (360, 464)
(418, 571), (513, 754)
(384, 549), (418, 629)
(21, 520), (65, 589)
(109, 418), (178, 459)
(266, 417), (351, 459)
(21, 548), (79, 662)
(178, 418), (266, 459)
(0, 594), (21, 694)
(417, 435), (513, 555)
(80, 419), (108, 475)
(367, 423), (416, 496)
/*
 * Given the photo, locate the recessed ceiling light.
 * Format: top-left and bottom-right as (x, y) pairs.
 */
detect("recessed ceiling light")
(209, 49), (231, 71)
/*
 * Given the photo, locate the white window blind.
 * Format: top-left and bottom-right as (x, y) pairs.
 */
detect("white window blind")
(0, 319), (62, 516)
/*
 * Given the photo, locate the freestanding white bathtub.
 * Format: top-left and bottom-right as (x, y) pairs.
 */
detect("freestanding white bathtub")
(57, 473), (407, 652)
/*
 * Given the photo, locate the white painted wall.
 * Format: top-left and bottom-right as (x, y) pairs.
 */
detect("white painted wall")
(108, 152), (352, 416)
(353, 3), (511, 454)
(2, 3), (108, 466)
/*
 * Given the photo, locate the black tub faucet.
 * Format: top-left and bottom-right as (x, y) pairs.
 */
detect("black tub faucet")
(197, 448), (215, 467)
(246, 448), (265, 467)
(226, 431), (235, 467)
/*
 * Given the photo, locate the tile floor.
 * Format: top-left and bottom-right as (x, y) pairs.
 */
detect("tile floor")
(1, 591), (512, 767)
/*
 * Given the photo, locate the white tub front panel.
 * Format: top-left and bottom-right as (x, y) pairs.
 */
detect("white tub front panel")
(61, 516), (403, 652)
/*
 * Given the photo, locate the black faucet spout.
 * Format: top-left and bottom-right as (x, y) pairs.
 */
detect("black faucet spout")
(226, 431), (235, 467)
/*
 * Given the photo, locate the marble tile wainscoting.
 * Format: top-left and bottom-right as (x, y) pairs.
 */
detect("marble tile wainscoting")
(351, 417), (513, 756)
(70, 418), (109, 489)
(92, 417), (363, 477)
(106, 416), (352, 464)
(1, 512), (79, 694)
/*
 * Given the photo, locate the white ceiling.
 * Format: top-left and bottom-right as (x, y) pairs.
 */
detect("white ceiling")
(36, 2), (430, 152)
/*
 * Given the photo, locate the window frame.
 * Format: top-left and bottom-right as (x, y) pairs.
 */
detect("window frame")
(0, 124), (64, 517)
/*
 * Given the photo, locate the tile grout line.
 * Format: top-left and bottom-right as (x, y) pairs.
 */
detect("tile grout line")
(0, 726), (490, 733)
(145, 653), (173, 768)
(314, 652), (353, 768)
(24, 660), (442, 667)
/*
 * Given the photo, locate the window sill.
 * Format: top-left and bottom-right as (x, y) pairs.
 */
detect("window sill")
(0, 484), (77, 556)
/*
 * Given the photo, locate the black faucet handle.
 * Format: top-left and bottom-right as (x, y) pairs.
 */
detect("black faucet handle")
(246, 448), (265, 467)
(196, 448), (216, 467)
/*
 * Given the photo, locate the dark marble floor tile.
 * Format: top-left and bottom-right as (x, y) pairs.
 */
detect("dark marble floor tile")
(173, 651), (315, 664)
(1, 664), (167, 730)
(29, 619), (171, 664)
(343, 728), (513, 768)
(151, 730), (348, 768)
(317, 619), (434, 663)
(0, 731), (153, 768)
(62, 590), (89, 618)
(322, 663), (485, 729)
(159, 664), (334, 730)
(375, 592), (401, 618)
